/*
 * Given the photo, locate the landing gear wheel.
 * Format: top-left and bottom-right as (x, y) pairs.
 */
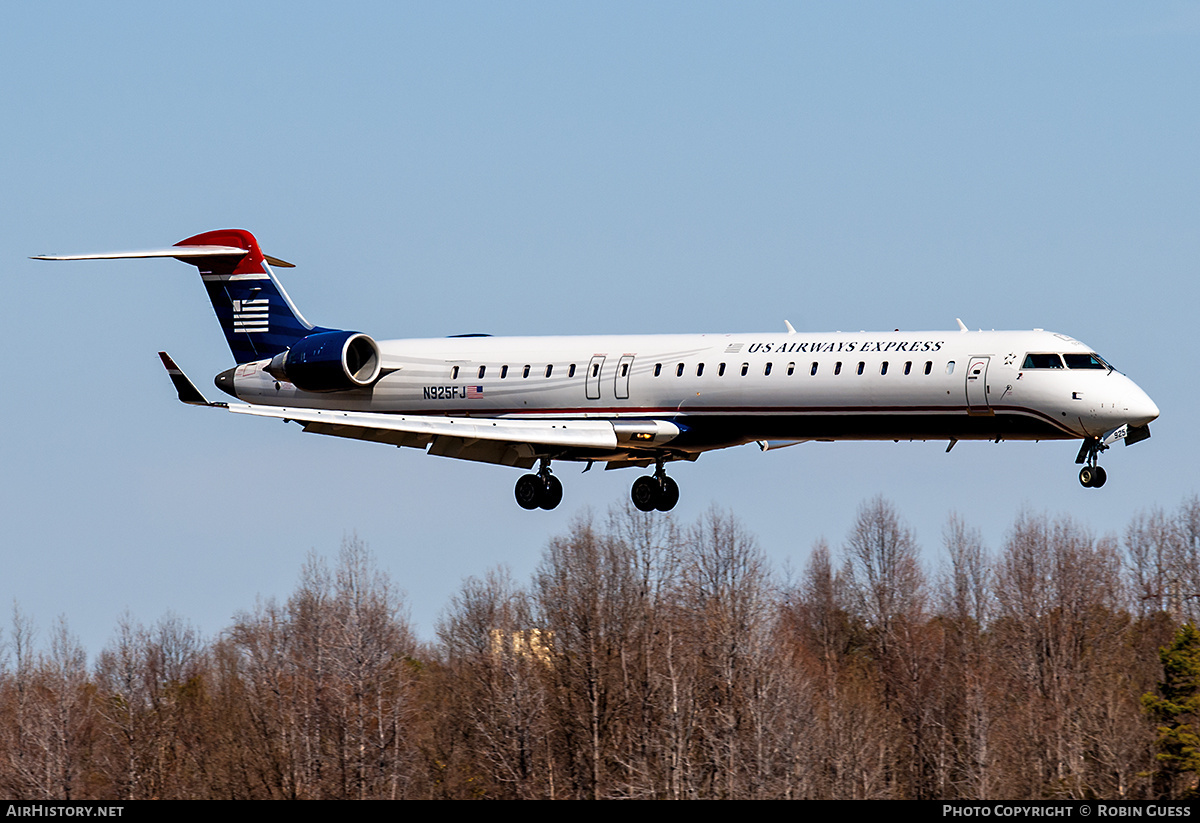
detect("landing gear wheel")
(656, 476), (679, 512)
(1076, 437), (1110, 489)
(631, 476), (660, 512)
(515, 474), (543, 509)
(540, 475), (563, 510)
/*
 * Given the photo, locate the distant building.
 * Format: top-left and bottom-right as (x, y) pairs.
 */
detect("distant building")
(489, 628), (554, 664)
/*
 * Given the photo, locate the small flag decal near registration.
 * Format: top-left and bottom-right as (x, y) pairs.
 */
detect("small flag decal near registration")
(466, 385), (484, 399)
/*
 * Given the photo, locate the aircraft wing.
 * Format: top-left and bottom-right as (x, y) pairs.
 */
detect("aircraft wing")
(159, 351), (679, 469)
(228, 403), (619, 468)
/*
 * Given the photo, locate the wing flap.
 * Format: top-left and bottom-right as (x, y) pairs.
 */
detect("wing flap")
(228, 404), (620, 453)
(301, 420), (434, 449)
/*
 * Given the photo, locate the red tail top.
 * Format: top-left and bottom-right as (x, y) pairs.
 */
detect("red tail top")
(174, 229), (266, 275)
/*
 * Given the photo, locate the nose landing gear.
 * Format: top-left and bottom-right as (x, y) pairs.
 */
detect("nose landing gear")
(1076, 438), (1108, 488)
(515, 460), (564, 510)
(630, 460), (680, 512)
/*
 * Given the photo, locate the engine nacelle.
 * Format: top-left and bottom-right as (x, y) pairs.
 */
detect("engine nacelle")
(265, 330), (382, 392)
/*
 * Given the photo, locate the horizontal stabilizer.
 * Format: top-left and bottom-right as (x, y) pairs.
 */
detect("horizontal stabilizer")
(34, 246), (246, 262)
(33, 247), (295, 267)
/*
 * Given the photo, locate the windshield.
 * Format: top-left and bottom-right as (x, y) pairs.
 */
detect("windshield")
(1022, 353), (1063, 369)
(1022, 352), (1113, 371)
(1064, 353), (1111, 370)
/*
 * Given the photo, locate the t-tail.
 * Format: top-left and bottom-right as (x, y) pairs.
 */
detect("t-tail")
(176, 228), (328, 364)
(34, 228), (333, 364)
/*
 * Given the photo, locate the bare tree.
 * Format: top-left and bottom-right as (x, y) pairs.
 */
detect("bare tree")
(435, 567), (549, 798)
(534, 513), (640, 798)
(842, 497), (932, 798)
(937, 515), (993, 799)
(688, 508), (782, 797)
(992, 513), (1142, 798)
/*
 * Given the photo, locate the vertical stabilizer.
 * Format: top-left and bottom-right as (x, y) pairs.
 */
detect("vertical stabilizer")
(174, 229), (324, 364)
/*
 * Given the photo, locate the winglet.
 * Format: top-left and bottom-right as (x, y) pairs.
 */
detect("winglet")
(956, 318), (968, 332)
(158, 352), (225, 407)
(784, 320), (797, 335)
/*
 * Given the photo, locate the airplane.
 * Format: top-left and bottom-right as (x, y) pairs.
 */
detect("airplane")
(34, 228), (1160, 512)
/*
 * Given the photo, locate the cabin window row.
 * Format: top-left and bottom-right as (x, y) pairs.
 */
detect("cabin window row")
(448, 359), (958, 380)
(651, 360), (951, 377)
(448, 364), (582, 380)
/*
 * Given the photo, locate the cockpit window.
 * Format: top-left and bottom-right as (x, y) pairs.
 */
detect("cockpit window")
(1064, 353), (1109, 370)
(1022, 353), (1064, 369)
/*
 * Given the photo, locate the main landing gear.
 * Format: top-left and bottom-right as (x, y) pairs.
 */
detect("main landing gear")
(1076, 437), (1108, 488)
(630, 462), (679, 512)
(513, 457), (681, 513)
(515, 460), (563, 510)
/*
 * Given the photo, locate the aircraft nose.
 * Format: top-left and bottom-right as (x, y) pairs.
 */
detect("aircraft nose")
(1125, 384), (1159, 428)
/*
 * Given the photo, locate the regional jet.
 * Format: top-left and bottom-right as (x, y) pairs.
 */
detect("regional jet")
(34, 229), (1160, 511)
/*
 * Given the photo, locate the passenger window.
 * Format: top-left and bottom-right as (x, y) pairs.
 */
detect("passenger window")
(718, 363), (726, 376)
(834, 362), (842, 375)
(904, 361), (912, 375)
(811, 362), (818, 376)
(787, 362), (795, 376)
(478, 365), (487, 379)
(924, 361), (932, 375)
(857, 361), (865, 375)
(545, 365), (553, 378)
(946, 361), (955, 375)
(522, 365), (530, 378)
(451, 366), (459, 380)
(676, 363), (685, 377)
(654, 363), (662, 377)
(591, 363), (600, 378)
(500, 365), (509, 379)
(880, 362), (888, 375)
(568, 364), (576, 378)
(1064, 353), (1106, 370)
(1022, 353), (1065, 369)
(741, 363), (749, 376)
(764, 362), (772, 376)
(696, 363), (704, 377)
(621, 363), (629, 377)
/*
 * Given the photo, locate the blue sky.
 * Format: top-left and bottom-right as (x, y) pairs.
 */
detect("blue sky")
(2, 2), (1197, 655)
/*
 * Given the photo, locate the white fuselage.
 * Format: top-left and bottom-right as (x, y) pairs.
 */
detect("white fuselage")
(228, 328), (1159, 461)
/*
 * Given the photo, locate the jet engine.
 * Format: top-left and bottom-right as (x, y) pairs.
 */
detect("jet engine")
(265, 330), (381, 392)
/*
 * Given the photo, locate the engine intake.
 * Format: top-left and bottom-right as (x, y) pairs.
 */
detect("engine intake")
(266, 331), (381, 392)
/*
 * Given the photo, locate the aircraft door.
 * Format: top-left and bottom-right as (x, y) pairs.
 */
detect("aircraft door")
(586, 354), (606, 400)
(614, 354), (635, 400)
(965, 356), (992, 415)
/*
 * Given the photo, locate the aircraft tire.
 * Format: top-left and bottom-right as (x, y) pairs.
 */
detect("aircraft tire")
(656, 477), (680, 512)
(1092, 466), (1107, 488)
(515, 474), (543, 509)
(631, 476), (660, 512)
(540, 475), (564, 510)
(1079, 467), (1096, 488)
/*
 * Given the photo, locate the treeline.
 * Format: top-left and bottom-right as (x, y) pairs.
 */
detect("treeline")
(2, 497), (1200, 800)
